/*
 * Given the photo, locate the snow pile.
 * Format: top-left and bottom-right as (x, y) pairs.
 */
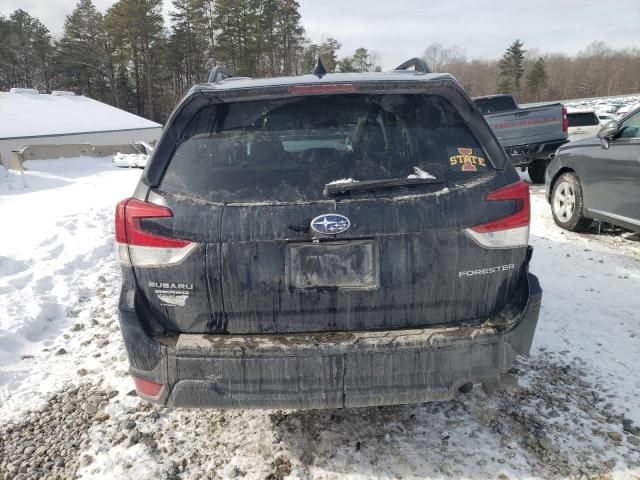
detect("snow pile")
(407, 166), (436, 179)
(0, 164), (8, 190)
(0, 163), (28, 193)
(327, 178), (358, 185)
(112, 152), (148, 168)
(0, 157), (141, 419)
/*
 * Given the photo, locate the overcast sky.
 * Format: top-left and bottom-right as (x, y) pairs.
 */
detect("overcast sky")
(3, 0), (639, 68)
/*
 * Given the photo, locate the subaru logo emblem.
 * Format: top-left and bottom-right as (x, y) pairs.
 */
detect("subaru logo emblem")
(310, 214), (351, 235)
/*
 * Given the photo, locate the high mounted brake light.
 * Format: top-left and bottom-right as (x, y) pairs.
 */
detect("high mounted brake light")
(290, 84), (358, 95)
(115, 198), (196, 267)
(464, 180), (530, 248)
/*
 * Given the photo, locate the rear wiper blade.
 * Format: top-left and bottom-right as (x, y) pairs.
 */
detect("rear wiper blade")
(323, 177), (444, 197)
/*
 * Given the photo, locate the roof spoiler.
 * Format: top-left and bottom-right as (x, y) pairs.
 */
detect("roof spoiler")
(208, 58), (430, 83)
(393, 58), (430, 73)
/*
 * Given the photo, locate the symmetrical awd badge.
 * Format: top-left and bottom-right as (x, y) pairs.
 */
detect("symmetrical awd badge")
(310, 214), (351, 235)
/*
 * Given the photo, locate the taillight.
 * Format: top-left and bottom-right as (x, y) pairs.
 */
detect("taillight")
(133, 376), (163, 398)
(115, 197), (196, 266)
(562, 106), (568, 138)
(464, 180), (530, 248)
(290, 84), (357, 95)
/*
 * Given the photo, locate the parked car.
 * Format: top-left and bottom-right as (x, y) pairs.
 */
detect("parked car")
(473, 94), (568, 184)
(115, 59), (542, 409)
(597, 112), (615, 123)
(546, 106), (640, 232)
(566, 110), (601, 142)
(615, 104), (639, 119)
(595, 102), (617, 114)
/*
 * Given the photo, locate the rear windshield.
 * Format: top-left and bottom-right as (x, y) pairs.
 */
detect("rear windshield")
(473, 96), (517, 114)
(160, 94), (492, 202)
(567, 112), (599, 127)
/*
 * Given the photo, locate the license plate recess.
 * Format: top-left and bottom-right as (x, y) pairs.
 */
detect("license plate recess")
(286, 240), (378, 291)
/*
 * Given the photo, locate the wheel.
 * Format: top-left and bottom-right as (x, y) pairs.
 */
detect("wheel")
(527, 160), (547, 184)
(551, 173), (590, 231)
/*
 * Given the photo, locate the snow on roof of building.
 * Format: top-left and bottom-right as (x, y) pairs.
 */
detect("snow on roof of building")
(0, 90), (161, 140)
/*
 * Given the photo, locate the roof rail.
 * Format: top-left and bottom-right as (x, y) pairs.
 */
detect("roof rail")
(207, 65), (236, 84)
(393, 58), (430, 73)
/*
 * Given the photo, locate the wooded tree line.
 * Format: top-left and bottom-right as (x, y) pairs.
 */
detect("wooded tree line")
(2, 1), (639, 123)
(0, 0), (378, 122)
(423, 40), (640, 103)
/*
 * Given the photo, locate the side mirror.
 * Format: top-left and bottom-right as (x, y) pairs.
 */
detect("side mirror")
(597, 120), (619, 149)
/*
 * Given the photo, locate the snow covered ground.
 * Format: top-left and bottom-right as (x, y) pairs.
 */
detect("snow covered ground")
(112, 152), (149, 169)
(1, 159), (639, 479)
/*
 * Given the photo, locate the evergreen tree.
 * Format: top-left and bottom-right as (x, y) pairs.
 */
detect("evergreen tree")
(56, 0), (111, 100)
(499, 39), (525, 96)
(299, 38), (341, 73)
(352, 47), (370, 72)
(526, 57), (548, 101)
(104, 0), (164, 119)
(6, 4), (640, 125)
(213, 0), (259, 76)
(0, 10), (53, 91)
(259, 0), (280, 76)
(212, 0), (305, 78)
(298, 42), (319, 74)
(334, 47), (381, 73)
(337, 56), (356, 72)
(0, 17), (13, 88)
(169, 0), (209, 86)
(273, 0), (305, 75)
(201, 0), (217, 61)
(318, 38), (341, 73)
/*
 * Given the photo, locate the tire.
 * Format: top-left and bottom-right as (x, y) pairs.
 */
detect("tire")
(551, 172), (591, 231)
(527, 160), (547, 184)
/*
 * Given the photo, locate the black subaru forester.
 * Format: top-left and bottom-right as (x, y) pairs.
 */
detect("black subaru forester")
(115, 59), (542, 409)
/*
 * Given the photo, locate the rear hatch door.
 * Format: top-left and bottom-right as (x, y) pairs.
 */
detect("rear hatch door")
(138, 88), (528, 334)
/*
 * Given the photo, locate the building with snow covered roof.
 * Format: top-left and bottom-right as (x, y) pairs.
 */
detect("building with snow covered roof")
(0, 89), (162, 168)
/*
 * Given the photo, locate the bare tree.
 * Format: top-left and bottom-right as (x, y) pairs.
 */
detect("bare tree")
(421, 42), (466, 72)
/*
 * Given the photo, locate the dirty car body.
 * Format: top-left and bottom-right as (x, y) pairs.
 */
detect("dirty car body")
(116, 69), (542, 409)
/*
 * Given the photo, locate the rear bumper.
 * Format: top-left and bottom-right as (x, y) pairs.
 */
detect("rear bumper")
(119, 273), (542, 409)
(507, 139), (568, 166)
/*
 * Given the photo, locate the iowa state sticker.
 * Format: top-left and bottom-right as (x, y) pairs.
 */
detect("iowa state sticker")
(448, 147), (487, 172)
